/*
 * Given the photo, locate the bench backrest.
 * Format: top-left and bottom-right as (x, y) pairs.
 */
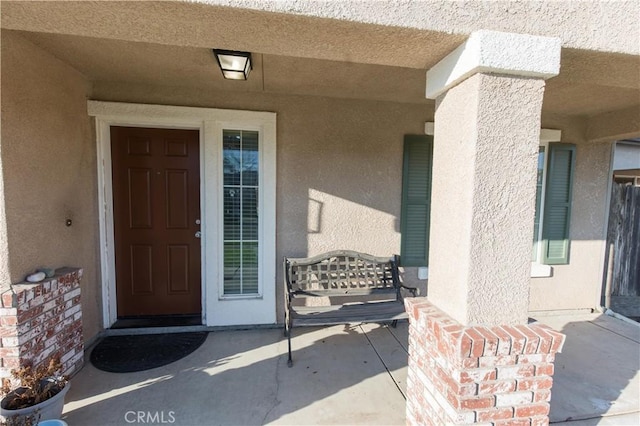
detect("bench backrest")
(284, 250), (399, 294)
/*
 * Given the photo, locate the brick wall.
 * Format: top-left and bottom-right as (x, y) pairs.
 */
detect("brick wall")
(0, 268), (83, 384)
(405, 298), (565, 426)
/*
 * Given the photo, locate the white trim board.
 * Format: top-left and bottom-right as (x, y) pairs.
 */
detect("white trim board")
(89, 101), (277, 328)
(426, 30), (561, 99)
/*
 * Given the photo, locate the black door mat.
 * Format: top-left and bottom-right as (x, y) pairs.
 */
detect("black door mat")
(90, 332), (208, 373)
(111, 315), (202, 329)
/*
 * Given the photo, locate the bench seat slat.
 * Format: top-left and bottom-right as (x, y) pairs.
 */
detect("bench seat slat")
(291, 287), (397, 298)
(291, 300), (408, 326)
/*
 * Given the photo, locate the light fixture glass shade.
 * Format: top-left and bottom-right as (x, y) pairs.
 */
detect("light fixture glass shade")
(213, 49), (252, 80)
(222, 70), (248, 80)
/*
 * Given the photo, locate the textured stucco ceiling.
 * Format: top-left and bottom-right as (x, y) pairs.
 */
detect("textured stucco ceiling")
(12, 29), (639, 118)
(12, 31), (429, 105)
(2, 1), (638, 117)
(2, 0), (638, 66)
(0, 0), (464, 69)
(196, 0), (640, 55)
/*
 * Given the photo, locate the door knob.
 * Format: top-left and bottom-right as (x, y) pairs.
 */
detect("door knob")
(195, 231), (202, 238)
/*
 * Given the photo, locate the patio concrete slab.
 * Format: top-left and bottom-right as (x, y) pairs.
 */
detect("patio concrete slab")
(554, 411), (640, 425)
(63, 328), (284, 425)
(358, 322), (409, 396)
(62, 324), (407, 425)
(271, 324), (406, 425)
(61, 313), (639, 425)
(536, 313), (640, 423)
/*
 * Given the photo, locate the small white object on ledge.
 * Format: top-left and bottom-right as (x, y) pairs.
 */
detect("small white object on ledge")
(418, 267), (429, 280)
(26, 271), (46, 283)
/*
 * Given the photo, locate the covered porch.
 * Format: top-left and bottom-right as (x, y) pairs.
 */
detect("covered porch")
(62, 313), (639, 425)
(1, 2), (639, 425)
(1, 0), (637, 339)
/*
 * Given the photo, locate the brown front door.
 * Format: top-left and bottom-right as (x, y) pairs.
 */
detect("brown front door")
(111, 126), (201, 317)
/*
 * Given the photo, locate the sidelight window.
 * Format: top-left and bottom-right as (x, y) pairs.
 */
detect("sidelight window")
(222, 130), (259, 295)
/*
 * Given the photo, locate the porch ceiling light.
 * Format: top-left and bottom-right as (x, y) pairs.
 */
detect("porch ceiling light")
(212, 49), (252, 80)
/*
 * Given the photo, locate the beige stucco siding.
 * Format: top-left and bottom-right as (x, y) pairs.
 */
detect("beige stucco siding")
(2, 0), (637, 71)
(92, 81), (433, 323)
(201, 0), (639, 55)
(529, 118), (612, 312)
(0, 31), (102, 340)
(95, 82), (614, 320)
(0, 30), (616, 340)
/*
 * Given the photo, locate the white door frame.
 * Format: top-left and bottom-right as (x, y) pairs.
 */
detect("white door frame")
(89, 101), (277, 328)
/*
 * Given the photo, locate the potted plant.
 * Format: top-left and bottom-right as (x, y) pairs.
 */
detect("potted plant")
(0, 357), (69, 426)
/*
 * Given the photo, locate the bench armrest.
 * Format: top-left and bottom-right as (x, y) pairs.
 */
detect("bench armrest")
(283, 258), (294, 315)
(398, 283), (419, 297)
(391, 255), (419, 299)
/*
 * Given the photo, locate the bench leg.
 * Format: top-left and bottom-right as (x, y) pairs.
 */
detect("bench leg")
(286, 324), (293, 367)
(287, 331), (293, 367)
(284, 310), (293, 367)
(391, 319), (398, 328)
(283, 311), (288, 337)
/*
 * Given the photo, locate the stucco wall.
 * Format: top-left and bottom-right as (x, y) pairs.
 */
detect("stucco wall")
(0, 31), (101, 341)
(93, 81), (613, 321)
(429, 73), (545, 326)
(203, 0), (639, 55)
(92, 81), (433, 322)
(0, 144), (11, 290)
(2, 0), (638, 71)
(1, 31), (611, 339)
(530, 115), (612, 312)
(587, 105), (640, 143)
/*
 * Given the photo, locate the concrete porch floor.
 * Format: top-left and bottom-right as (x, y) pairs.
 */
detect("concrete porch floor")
(62, 313), (639, 425)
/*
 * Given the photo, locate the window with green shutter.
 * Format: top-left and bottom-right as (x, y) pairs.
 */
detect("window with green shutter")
(541, 143), (576, 265)
(400, 135), (433, 267)
(532, 146), (546, 261)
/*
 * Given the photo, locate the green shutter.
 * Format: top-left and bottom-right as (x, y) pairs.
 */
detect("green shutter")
(400, 135), (433, 267)
(542, 143), (576, 265)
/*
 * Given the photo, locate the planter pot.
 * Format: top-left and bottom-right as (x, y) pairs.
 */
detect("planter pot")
(0, 382), (69, 423)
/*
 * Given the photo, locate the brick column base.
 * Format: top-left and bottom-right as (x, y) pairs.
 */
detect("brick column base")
(0, 268), (84, 385)
(405, 298), (565, 426)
